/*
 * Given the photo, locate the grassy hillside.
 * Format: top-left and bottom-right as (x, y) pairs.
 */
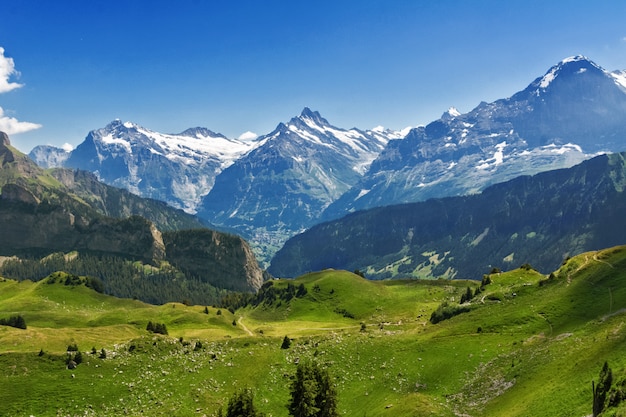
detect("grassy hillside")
(2, 247), (626, 416)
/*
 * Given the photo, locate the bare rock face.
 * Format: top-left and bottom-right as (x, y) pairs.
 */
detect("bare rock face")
(163, 229), (265, 292)
(0, 131), (15, 163)
(0, 183), (40, 205)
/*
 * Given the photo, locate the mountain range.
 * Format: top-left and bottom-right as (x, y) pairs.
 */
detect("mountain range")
(269, 151), (626, 279)
(28, 56), (626, 265)
(31, 121), (255, 214)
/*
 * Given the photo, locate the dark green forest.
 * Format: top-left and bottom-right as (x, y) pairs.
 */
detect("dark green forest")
(0, 252), (227, 305)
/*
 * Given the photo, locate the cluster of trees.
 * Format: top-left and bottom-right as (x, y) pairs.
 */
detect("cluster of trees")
(146, 321), (168, 335)
(430, 272), (496, 324)
(66, 343), (82, 368)
(0, 314), (26, 329)
(217, 281), (308, 312)
(459, 286), (477, 304)
(0, 252), (227, 305)
(45, 271), (105, 293)
(429, 301), (471, 324)
(219, 361), (338, 417)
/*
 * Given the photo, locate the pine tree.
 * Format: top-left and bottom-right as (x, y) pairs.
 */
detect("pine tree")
(313, 366), (338, 417)
(281, 336), (292, 349)
(593, 361), (613, 416)
(288, 361), (338, 417)
(289, 362), (319, 417)
(225, 388), (264, 417)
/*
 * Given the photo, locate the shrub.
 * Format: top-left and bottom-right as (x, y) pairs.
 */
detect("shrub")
(0, 314), (27, 329)
(281, 336), (291, 349)
(430, 302), (471, 324)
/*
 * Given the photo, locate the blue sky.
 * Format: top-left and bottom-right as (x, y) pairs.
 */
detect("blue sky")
(2, 0), (626, 152)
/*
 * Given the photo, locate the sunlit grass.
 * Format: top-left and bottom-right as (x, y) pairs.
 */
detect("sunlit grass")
(0, 247), (625, 416)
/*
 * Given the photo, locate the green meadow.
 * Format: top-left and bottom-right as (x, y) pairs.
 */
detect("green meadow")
(2, 247), (626, 416)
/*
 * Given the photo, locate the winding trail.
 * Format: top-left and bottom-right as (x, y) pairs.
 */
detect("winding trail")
(238, 317), (254, 336)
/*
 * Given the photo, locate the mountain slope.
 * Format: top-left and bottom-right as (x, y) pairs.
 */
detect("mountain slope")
(3, 247), (626, 416)
(269, 151), (626, 279)
(196, 108), (400, 262)
(323, 56), (626, 219)
(1, 131), (264, 292)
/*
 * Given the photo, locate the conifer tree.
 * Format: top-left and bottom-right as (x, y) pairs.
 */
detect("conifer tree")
(288, 361), (338, 417)
(593, 361), (613, 416)
(225, 388), (264, 417)
(281, 336), (292, 349)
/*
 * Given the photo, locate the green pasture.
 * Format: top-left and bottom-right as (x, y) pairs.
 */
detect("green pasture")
(1, 247), (626, 416)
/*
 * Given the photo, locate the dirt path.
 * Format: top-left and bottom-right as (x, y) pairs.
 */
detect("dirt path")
(238, 317), (254, 336)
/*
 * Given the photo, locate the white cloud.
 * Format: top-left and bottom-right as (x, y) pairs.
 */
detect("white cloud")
(0, 106), (42, 134)
(0, 47), (24, 94)
(0, 47), (42, 135)
(238, 131), (258, 141)
(61, 143), (74, 152)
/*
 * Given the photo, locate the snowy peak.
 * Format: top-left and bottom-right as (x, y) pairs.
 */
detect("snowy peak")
(441, 106), (461, 120)
(299, 107), (327, 122)
(177, 127), (228, 140)
(91, 120), (254, 163)
(289, 107), (331, 129)
(266, 108), (396, 162)
(611, 70), (626, 90)
(28, 145), (70, 168)
(530, 55), (606, 92)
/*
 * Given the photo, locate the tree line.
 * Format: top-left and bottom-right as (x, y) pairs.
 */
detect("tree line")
(0, 314), (26, 329)
(217, 280), (308, 312)
(0, 252), (227, 306)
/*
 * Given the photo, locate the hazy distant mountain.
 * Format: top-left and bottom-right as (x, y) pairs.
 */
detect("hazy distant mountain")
(269, 152), (626, 279)
(196, 108), (403, 262)
(29, 144), (70, 168)
(322, 56), (626, 220)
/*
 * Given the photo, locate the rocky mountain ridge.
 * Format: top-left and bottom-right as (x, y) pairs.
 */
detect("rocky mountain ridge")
(269, 151), (626, 279)
(195, 108), (402, 261)
(323, 56), (626, 219)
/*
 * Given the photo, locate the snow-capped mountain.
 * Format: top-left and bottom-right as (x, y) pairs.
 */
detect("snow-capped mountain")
(196, 108), (402, 262)
(35, 120), (256, 213)
(322, 56), (626, 220)
(29, 145), (71, 168)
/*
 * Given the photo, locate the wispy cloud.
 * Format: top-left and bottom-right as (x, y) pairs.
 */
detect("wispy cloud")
(0, 47), (24, 94)
(0, 46), (41, 135)
(238, 131), (258, 141)
(0, 107), (42, 134)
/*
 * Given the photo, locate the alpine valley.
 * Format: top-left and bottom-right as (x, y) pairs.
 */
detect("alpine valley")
(30, 56), (626, 266)
(3, 55), (626, 417)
